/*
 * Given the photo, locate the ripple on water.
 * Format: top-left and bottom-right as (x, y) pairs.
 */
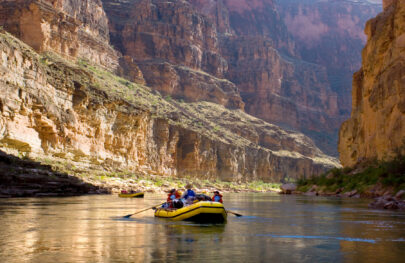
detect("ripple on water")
(255, 234), (377, 244)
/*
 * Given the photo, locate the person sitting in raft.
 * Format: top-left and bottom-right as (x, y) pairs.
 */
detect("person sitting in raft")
(162, 189), (183, 209)
(212, 191), (223, 203)
(182, 184), (196, 204)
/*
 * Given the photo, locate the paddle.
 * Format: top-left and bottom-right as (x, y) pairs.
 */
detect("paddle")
(123, 202), (166, 218)
(226, 210), (242, 217)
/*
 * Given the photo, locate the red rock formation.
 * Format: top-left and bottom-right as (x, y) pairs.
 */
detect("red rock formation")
(101, 0), (244, 109)
(339, 0), (405, 166)
(0, 0), (119, 69)
(276, 0), (382, 118)
(221, 36), (339, 132)
(100, 0), (343, 155)
(0, 31), (338, 181)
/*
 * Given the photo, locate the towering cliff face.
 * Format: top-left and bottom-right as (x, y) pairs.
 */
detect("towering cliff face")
(0, 0), (119, 69)
(0, 31), (338, 181)
(101, 0), (244, 109)
(219, 0), (341, 156)
(100, 0), (346, 156)
(339, 0), (405, 167)
(276, 0), (382, 118)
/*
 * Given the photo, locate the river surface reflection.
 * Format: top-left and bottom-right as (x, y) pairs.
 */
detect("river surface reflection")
(0, 193), (404, 262)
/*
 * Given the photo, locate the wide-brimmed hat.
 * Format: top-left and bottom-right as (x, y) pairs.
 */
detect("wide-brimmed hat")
(168, 188), (176, 193)
(185, 183), (193, 189)
(213, 190), (219, 194)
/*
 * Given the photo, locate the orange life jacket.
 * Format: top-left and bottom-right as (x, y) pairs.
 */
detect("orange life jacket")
(212, 193), (223, 203)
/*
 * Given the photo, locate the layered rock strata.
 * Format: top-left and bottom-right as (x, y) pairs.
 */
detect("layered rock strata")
(101, 0), (243, 109)
(0, 0), (119, 70)
(276, 0), (382, 118)
(218, 1), (341, 155)
(0, 31), (338, 182)
(339, 0), (405, 166)
(101, 0), (345, 155)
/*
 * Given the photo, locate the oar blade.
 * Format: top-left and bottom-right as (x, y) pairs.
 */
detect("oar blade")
(123, 214), (133, 218)
(227, 210), (243, 217)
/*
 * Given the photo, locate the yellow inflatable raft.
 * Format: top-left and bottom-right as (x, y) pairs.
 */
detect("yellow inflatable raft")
(154, 201), (227, 223)
(118, 192), (144, 198)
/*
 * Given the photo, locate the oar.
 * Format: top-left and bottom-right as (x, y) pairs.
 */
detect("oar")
(227, 210), (242, 217)
(123, 202), (166, 218)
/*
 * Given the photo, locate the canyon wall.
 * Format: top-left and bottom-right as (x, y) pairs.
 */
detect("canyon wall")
(276, 0), (382, 118)
(0, 0), (383, 161)
(0, 0), (119, 69)
(339, 0), (405, 167)
(102, 0), (244, 109)
(100, 0), (345, 156)
(0, 31), (338, 182)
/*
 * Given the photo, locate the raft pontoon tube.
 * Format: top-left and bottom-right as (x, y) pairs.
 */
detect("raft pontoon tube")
(154, 201), (227, 223)
(118, 192), (144, 198)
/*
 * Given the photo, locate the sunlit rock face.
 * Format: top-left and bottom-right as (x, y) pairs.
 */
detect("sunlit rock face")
(0, 31), (338, 181)
(339, 0), (405, 167)
(0, 0), (119, 70)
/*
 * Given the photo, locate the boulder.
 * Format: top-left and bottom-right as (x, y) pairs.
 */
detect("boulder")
(369, 196), (405, 210)
(280, 183), (297, 194)
(395, 190), (405, 200)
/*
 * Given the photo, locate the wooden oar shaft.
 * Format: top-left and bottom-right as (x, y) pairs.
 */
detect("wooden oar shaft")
(123, 202), (166, 218)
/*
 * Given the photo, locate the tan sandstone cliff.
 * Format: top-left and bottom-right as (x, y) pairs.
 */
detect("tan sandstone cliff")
(0, 0), (119, 70)
(0, 30), (338, 182)
(339, 0), (405, 167)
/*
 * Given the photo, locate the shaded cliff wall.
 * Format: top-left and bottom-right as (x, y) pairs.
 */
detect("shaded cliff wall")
(276, 0), (382, 118)
(101, 0), (343, 156)
(0, 31), (338, 182)
(0, 0), (119, 69)
(339, 0), (405, 167)
(219, 0), (341, 156)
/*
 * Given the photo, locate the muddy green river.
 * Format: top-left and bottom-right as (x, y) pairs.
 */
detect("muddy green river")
(0, 193), (404, 262)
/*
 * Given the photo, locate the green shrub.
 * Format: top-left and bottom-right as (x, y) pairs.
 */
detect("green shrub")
(297, 155), (405, 193)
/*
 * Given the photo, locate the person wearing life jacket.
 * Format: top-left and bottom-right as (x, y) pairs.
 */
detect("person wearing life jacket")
(163, 189), (175, 208)
(167, 189), (177, 202)
(182, 184), (196, 204)
(212, 191), (223, 203)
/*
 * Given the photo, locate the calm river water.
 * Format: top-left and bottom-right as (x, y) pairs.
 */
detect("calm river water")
(0, 193), (404, 262)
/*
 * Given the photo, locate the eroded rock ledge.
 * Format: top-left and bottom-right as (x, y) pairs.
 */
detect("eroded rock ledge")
(0, 31), (339, 182)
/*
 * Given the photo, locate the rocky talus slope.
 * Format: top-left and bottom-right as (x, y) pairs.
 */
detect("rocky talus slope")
(0, 30), (338, 182)
(339, 0), (405, 167)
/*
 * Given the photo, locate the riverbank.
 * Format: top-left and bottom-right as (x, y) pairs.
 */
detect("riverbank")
(291, 156), (405, 209)
(0, 150), (108, 197)
(38, 157), (281, 195)
(0, 150), (281, 198)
